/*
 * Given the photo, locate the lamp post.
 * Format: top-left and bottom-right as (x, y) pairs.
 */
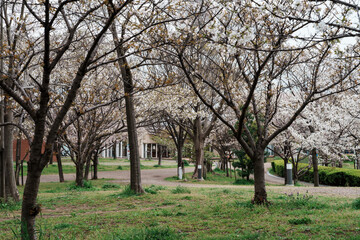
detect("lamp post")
(286, 163), (293, 186)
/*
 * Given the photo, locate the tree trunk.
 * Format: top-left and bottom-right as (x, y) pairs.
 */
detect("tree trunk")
(92, 152), (98, 180)
(75, 161), (84, 187)
(293, 163), (298, 184)
(225, 158), (229, 177)
(55, 143), (64, 182)
(158, 145), (162, 166)
(177, 144), (183, 179)
(192, 139), (205, 179)
(182, 161), (186, 180)
(21, 169), (42, 239)
(4, 108), (19, 201)
(113, 143), (116, 159)
(312, 148), (319, 187)
(15, 138), (21, 186)
(84, 154), (91, 181)
(252, 151), (268, 204)
(111, 22), (144, 194)
(283, 158), (288, 185)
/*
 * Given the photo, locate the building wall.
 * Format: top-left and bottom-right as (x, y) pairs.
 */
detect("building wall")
(99, 128), (169, 159)
(12, 139), (57, 162)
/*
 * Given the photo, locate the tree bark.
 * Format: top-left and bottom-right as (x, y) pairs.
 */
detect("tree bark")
(110, 20), (144, 194)
(192, 117), (207, 179)
(75, 161), (84, 187)
(252, 151), (268, 204)
(177, 144), (183, 179)
(158, 145), (162, 166)
(312, 148), (319, 187)
(55, 143), (64, 182)
(21, 170), (42, 239)
(284, 158), (288, 185)
(92, 152), (98, 180)
(84, 155), (91, 181)
(15, 138), (21, 186)
(225, 157), (229, 177)
(4, 107), (19, 201)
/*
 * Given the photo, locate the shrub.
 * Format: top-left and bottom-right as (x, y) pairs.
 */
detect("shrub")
(288, 217), (312, 225)
(272, 160), (360, 186)
(183, 160), (190, 166)
(102, 183), (121, 189)
(352, 198), (360, 210)
(67, 180), (95, 191)
(171, 186), (191, 194)
(233, 179), (254, 185)
(117, 166), (123, 170)
(111, 185), (137, 198)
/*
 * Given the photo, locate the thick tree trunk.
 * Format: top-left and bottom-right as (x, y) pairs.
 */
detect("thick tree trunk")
(252, 151), (268, 204)
(192, 140), (205, 179)
(4, 108), (19, 201)
(125, 95), (143, 193)
(84, 155), (91, 181)
(312, 148), (319, 187)
(55, 143), (64, 182)
(21, 169), (42, 239)
(75, 161), (84, 187)
(111, 22), (144, 194)
(92, 153), (98, 180)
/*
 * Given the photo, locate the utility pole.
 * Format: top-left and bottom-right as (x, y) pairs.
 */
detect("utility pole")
(0, 0), (6, 201)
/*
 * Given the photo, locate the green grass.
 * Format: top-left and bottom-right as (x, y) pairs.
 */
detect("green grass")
(166, 170), (257, 186)
(17, 161), (179, 176)
(0, 180), (359, 239)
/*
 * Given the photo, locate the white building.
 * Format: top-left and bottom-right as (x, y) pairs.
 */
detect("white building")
(100, 128), (170, 159)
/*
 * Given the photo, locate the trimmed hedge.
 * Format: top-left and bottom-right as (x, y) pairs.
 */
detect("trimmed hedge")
(271, 160), (360, 187)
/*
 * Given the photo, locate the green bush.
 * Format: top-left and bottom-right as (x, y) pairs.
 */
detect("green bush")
(233, 179), (254, 185)
(111, 185), (138, 198)
(272, 160), (360, 186)
(102, 183), (121, 189)
(288, 217), (312, 225)
(67, 180), (95, 191)
(183, 160), (190, 166)
(352, 198), (360, 210)
(117, 166), (123, 170)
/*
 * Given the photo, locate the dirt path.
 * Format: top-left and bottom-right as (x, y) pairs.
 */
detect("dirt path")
(36, 164), (360, 198)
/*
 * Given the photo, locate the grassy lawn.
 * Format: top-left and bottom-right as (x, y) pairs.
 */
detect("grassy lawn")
(0, 180), (359, 239)
(17, 161), (179, 176)
(166, 169), (256, 186)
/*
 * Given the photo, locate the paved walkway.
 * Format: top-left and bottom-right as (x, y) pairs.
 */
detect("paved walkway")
(35, 163), (359, 198)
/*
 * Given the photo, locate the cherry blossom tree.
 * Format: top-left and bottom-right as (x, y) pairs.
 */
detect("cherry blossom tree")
(0, 1), (134, 238)
(161, 0), (360, 203)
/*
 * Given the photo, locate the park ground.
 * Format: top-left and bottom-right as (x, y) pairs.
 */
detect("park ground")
(1, 158), (359, 239)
